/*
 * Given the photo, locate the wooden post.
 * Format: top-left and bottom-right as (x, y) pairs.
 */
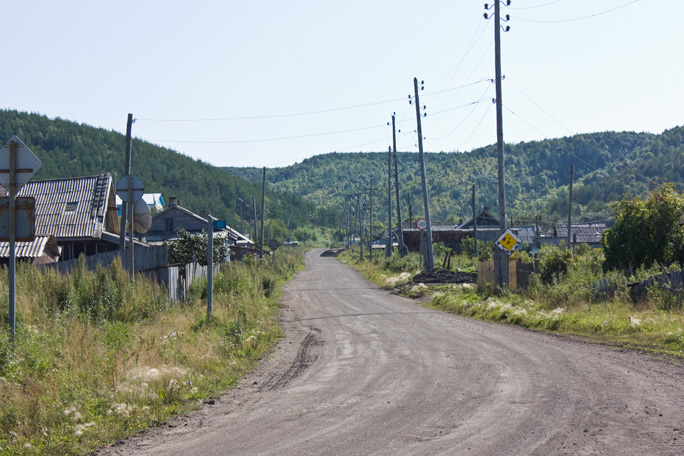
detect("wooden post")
(119, 114), (133, 253)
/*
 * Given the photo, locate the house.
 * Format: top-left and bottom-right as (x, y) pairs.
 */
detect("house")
(16, 174), (122, 261)
(453, 206), (507, 245)
(146, 197), (252, 249)
(0, 235), (61, 265)
(116, 192), (165, 216)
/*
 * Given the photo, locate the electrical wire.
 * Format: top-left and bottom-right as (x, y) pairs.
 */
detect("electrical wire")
(509, 0), (561, 10)
(148, 123), (386, 145)
(516, 0), (640, 23)
(457, 102), (494, 151)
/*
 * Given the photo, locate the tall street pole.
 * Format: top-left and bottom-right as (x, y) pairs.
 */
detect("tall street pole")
(392, 115), (406, 257)
(413, 77), (434, 271)
(386, 146), (392, 258)
(119, 113), (133, 253)
(493, 1), (509, 287)
(260, 167), (266, 259)
(567, 164), (574, 250)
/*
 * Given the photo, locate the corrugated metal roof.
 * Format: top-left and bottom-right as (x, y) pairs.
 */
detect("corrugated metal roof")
(17, 174), (113, 240)
(0, 236), (53, 258)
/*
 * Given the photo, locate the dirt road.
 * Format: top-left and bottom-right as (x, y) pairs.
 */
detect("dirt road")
(101, 249), (684, 455)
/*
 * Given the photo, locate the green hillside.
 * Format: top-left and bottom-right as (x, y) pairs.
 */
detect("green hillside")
(226, 127), (684, 226)
(0, 110), (314, 230)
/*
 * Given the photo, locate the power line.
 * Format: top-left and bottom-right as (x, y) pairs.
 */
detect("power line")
(509, 0), (561, 10)
(148, 123), (387, 145)
(516, 0), (640, 23)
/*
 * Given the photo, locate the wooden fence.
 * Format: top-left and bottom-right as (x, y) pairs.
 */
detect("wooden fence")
(629, 269), (684, 304)
(478, 261), (535, 291)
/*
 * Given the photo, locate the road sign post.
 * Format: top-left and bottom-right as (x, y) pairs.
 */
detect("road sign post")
(0, 136), (42, 344)
(117, 175), (144, 279)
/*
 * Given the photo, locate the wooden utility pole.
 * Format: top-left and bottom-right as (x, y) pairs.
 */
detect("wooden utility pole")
(493, 1), (509, 287)
(386, 146), (392, 258)
(567, 164), (574, 250)
(119, 114), (133, 253)
(472, 184), (478, 259)
(413, 77), (434, 271)
(391, 115), (406, 257)
(260, 167), (266, 259)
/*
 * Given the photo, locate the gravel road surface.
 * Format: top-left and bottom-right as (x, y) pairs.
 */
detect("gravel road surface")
(101, 249), (684, 455)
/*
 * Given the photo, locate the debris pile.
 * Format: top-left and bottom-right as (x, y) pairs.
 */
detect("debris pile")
(411, 268), (477, 284)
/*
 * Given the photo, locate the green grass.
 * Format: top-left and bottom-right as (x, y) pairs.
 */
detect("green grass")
(0, 249), (304, 455)
(338, 246), (684, 358)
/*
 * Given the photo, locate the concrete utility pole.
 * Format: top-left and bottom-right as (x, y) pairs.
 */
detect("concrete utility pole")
(472, 184), (478, 259)
(408, 194), (413, 228)
(368, 180), (373, 261)
(567, 164), (574, 250)
(391, 115), (406, 257)
(252, 196), (257, 246)
(119, 113), (133, 253)
(413, 77), (434, 271)
(387, 146), (392, 258)
(260, 167), (266, 259)
(489, 0), (510, 287)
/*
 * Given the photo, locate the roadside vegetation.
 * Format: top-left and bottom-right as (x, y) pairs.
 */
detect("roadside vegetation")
(338, 186), (684, 358)
(0, 248), (303, 455)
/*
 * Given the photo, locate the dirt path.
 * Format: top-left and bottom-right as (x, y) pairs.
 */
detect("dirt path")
(100, 249), (684, 455)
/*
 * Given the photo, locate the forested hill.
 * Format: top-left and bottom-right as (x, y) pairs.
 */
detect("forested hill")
(0, 110), (313, 229)
(226, 127), (684, 226)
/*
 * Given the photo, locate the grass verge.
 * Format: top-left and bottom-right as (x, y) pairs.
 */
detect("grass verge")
(0, 248), (304, 455)
(337, 248), (684, 358)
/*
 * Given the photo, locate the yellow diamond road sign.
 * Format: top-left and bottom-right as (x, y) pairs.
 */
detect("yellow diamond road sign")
(496, 229), (521, 255)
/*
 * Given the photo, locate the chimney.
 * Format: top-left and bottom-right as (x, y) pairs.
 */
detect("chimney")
(169, 197), (180, 207)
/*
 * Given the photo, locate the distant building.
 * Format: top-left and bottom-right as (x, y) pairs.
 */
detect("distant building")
(146, 197), (252, 248)
(116, 192), (165, 216)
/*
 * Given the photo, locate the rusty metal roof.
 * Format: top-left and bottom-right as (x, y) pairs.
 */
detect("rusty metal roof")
(0, 235), (59, 258)
(17, 174), (117, 240)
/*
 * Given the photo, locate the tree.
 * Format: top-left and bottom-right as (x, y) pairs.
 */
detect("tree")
(167, 227), (229, 267)
(602, 184), (684, 272)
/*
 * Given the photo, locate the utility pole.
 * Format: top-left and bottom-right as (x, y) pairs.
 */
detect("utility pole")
(252, 196), (257, 247)
(119, 114), (133, 253)
(567, 164), (574, 250)
(391, 115), (406, 257)
(360, 207), (365, 261)
(472, 184), (478, 258)
(408, 194), (413, 228)
(386, 146), (392, 258)
(368, 180), (373, 261)
(486, 1), (511, 286)
(412, 77), (434, 271)
(260, 167), (266, 259)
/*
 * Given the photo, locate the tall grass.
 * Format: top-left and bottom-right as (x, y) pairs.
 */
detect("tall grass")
(0, 248), (304, 455)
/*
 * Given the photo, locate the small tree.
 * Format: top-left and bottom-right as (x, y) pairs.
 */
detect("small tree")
(167, 227), (229, 267)
(602, 184), (684, 272)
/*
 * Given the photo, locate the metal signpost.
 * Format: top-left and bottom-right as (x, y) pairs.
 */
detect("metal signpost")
(0, 136), (41, 343)
(116, 175), (144, 279)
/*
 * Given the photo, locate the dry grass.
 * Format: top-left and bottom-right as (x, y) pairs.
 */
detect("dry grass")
(0, 249), (303, 455)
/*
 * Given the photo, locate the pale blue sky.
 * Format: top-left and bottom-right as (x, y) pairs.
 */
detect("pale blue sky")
(4, 0), (681, 167)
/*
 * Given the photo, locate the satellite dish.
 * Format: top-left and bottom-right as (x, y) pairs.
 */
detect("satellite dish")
(132, 198), (152, 234)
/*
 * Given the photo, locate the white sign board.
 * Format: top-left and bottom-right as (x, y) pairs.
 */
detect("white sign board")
(416, 218), (427, 231)
(117, 175), (145, 203)
(496, 228), (521, 256)
(0, 136), (42, 187)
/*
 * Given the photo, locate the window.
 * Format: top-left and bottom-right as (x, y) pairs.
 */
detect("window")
(64, 202), (78, 213)
(165, 218), (174, 232)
